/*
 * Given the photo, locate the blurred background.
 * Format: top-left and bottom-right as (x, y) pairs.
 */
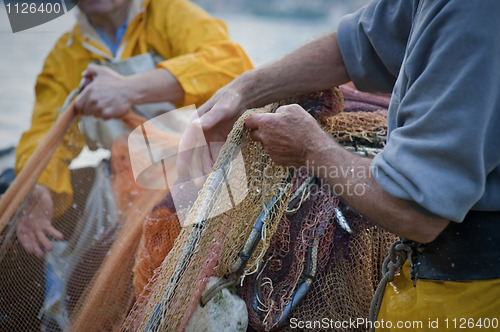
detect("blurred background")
(0, 0), (369, 169)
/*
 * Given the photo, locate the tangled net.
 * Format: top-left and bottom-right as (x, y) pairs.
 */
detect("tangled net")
(123, 85), (395, 332)
(236, 86), (394, 331)
(325, 84), (390, 148)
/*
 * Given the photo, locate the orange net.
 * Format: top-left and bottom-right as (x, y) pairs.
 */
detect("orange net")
(133, 193), (181, 298)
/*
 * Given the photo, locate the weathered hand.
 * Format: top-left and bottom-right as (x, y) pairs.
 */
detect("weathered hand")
(245, 104), (326, 168)
(177, 86), (247, 186)
(75, 63), (133, 119)
(16, 184), (63, 258)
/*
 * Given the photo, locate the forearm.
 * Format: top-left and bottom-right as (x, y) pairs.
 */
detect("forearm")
(126, 68), (185, 106)
(308, 131), (449, 243)
(239, 32), (350, 109)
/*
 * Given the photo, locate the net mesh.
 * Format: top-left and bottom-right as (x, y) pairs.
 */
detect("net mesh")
(0, 84), (395, 332)
(122, 103), (295, 332)
(133, 194), (181, 299)
(0, 134), (167, 332)
(325, 111), (387, 147)
(237, 168), (339, 330)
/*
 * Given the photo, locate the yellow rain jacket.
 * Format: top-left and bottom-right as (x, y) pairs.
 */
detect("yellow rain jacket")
(15, 0), (252, 212)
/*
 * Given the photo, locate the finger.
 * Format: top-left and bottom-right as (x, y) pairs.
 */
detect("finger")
(199, 99), (241, 132)
(190, 146), (208, 188)
(196, 98), (215, 118)
(177, 115), (208, 181)
(208, 141), (224, 167)
(244, 113), (267, 130)
(199, 106), (223, 131)
(204, 142), (217, 171)
(78, 76), (93, 91)
(275, 104), (294, 114)
(46, 224), (64, 241)
(248, 128), (265, 143)
(35, 228), (53, 252)
(22, 230), (44, 258)
(83, 63), (102, 78)
(76, 86), (100, 116)
(17, 229), (35, 256)
(179, 117), (204, 152)
(176, 153), (190, 182)
(277, 103), (304, 113)
(177, 122), (199, 179)
(75, 88), (90, 115)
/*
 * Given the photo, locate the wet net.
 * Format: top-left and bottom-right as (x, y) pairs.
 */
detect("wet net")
(0, 84), (395, 332)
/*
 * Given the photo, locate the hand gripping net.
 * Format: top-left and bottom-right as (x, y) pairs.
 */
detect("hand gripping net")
(237, 86), (395, 331)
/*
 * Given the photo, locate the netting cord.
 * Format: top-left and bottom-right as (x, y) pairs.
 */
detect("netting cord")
(199, 167), (295, 312)
(201, 170), (294, 306)
(368, 239), (412, 332)
(0, 100), (77, 234)
(200, 273), (239, 307)
(142, 134), (246, 331)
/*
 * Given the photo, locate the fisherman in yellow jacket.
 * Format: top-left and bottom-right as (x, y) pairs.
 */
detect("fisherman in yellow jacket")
(14, 0), (252, 258)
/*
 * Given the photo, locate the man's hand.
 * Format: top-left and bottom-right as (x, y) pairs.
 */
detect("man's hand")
(75, 63), (133, 119)
(16, 184), (63, 258)
(198, 86), (248, 138)
(177, 85), (247, 185)
(245, 104), (325, 168)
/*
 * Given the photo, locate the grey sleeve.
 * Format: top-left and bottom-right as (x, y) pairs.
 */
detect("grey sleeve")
(337, 0), (416, 93)
(371, 1), (500, 222)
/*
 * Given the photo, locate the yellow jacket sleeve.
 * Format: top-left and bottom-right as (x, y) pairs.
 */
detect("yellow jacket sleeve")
(15, 0), (253, 214)
(154, 0), (253, 107)
(15, 34), (86, 214)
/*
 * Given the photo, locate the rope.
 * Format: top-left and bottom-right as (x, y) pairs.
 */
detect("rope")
(368, 239), (413, 332)
(200, 274), (239, 307)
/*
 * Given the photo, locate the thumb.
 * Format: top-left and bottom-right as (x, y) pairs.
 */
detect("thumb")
(199, 106), (223, 131)
(244, 113), (267, 130)
(82, 63), (102, 78)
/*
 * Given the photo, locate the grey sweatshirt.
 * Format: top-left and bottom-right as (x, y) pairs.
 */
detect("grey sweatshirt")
(337, 0), (500, 222)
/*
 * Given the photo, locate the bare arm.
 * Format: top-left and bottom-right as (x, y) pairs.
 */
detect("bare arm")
(179, 32), (351, 181)
(245, 105), (449, 244)
(198, 32), (350, 131)
(126, 68), (184, 106)
(241, 32), (350, 109)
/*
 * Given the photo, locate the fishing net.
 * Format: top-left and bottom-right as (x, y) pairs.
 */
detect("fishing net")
(325, 111), (387, 146)
(133, 193), (181, 299)
(235, 86), (395, 331)
(121, 85), (396, 332)
(0, 83), (395, 332)
(0, 123), (168, 332)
